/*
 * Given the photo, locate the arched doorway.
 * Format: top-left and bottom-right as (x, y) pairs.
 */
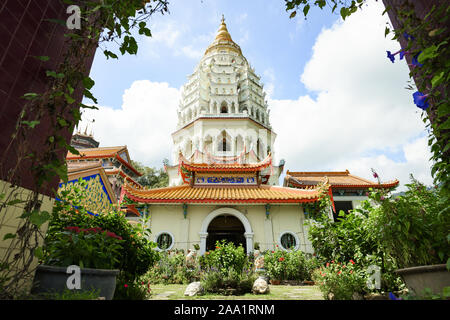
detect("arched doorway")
(206, 215), (246, 252)
(199, 207), (253, 255)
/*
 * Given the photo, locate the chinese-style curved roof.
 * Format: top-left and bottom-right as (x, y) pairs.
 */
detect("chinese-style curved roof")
(121, 181), (323, 204)
(284, 170), (399, 189)
(66, 146), (142, 177)
(179, 152), (272, 173)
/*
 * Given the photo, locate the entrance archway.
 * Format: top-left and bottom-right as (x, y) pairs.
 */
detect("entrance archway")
(199, 207), (253, 255)
(206, 215), (246, 252)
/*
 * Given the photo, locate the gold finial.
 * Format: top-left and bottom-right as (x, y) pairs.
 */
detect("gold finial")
(221, 14), (225, 23)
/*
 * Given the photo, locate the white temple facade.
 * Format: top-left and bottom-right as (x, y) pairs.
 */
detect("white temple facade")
(167, 16), (284, 186)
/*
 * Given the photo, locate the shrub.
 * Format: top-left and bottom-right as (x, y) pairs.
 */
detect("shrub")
(201, 268), (257, 295)
(264, 248), (317, 281)
(144, 250), (200, 284)
(199, 240), (256, 295)
(368, 176), (449, 269)
(42, 226), (123, 269)
(113, 277), (152, 300)
(312, 259), (366, 300)
(200, 240), (247, 276)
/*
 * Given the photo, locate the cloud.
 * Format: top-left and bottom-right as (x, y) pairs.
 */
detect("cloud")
(79, 81), (180, 167)
(270, 1), (433, 189)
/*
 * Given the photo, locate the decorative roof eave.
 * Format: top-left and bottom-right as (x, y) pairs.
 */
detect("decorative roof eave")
(105, 169), (143, 188)
(179, 152), (273, 173)
(120, 179), (330, 205)
(285, 175), (399, 190)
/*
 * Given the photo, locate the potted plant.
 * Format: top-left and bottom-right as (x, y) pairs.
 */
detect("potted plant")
(32, 226), (123, 300)
(369, 176), (449, 297)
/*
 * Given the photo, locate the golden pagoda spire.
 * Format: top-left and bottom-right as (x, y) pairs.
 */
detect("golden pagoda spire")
(214, 14), (233, 42)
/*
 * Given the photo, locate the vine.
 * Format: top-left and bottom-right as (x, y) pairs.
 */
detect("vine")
(0, 0), (168, 298)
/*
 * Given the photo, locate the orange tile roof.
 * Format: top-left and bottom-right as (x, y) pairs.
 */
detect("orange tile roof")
(179, 152), (272, 173)
(66, 146), (142, 177)
(67, 146), (126, 158)
(121, 182), (322, 204)
(285, 170), (399, 189)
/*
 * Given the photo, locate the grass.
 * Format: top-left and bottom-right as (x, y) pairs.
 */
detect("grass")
(148, 284), (324, 300)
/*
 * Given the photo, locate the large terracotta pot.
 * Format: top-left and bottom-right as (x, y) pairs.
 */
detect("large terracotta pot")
(31, 265), (119, 300)
(395, 264), (449, 297)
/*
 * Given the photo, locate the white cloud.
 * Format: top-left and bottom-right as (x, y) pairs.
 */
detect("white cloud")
(79, 81), (180, 167)
(270, 1), (433, 190)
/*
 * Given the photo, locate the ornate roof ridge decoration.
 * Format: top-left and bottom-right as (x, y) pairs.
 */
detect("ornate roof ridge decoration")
(284, 170), (399, 189)
(120, 179), (324, 204)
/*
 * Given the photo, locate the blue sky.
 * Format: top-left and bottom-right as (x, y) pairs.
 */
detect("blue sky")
(81, 0), (433, 189)
(88, 0), (338, 107)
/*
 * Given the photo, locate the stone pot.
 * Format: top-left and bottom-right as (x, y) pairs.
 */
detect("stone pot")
(31, 265), (120, 300)
(395, 264), (450, 297)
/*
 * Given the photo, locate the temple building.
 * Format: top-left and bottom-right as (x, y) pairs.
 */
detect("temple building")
(284, 170), (399, 221)
(120, 17), (326, 255)
(120, 17), (399, 254)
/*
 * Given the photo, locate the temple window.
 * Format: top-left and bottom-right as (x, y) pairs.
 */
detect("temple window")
(279, 232), (299, 251)
(156, 232), (174, 251)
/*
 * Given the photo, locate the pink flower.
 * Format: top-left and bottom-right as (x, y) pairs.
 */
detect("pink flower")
(124, 284), (128, 288)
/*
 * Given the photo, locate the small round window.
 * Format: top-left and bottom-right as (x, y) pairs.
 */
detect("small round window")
(156, 232), (174, 251)
(279, 232), (299, 250)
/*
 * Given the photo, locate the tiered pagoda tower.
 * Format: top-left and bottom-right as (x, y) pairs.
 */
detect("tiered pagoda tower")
(167, 16), (284, 186)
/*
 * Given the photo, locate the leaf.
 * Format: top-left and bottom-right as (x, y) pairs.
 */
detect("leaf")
(384, 26), (390, 37)
(46, 70), (65, 79)
(3, 233), (16, 241)
(83, 76), (95, 90)
(64, 93), (75, 104)
(33, 56), (50, 61)
(21, 93), (39, 100)
(21, 120), (40, 128)
(289, 10), (297, 19)
(431, 71), (444, 88)
(440, 117), (450, 130)
(303, 4), (310, 17)
(103, 50), (118, 60)
(83, 89), (98, 104)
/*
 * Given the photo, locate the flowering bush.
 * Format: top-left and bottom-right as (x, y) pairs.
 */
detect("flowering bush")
(312, 259), (367, 300)
(113, 277), (152, 300)
(45, 178), (160, 282)
(42, 226), (123, 269)
(264, 248), (318, 281)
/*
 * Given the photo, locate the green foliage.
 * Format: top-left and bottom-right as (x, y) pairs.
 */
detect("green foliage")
(113, 277), (152, 300)
(368, 176), (450, 269)
(42, 227), (123, 269)
(44, 179), (160, 281)
(130, 160), (169, 189)
(33, 288), (100, 300)
(264, 249), (318, 281)
(144, 250), (200, 285)
(312, 260), (367, 300)
(201, 268), (257, 296)
(199, 240), (248, 276)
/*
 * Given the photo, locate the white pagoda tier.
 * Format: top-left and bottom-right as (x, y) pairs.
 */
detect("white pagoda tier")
(167, 16), (284, 186)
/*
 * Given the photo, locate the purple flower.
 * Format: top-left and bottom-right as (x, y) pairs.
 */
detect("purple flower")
(386, 51), (395, 63)
(373, 172), (378, 179)
(399, 50), (406, 60)
(380, 196), (385, 201)
(388, 292), (401, 300)
(413, 91), (429, 110)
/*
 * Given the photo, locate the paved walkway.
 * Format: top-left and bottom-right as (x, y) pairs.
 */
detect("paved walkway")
(149, 284), (324, 300)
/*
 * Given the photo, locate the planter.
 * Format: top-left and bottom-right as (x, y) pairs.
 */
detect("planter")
(31, 265), (120, 300)
(269, 279), (281, 285)
(395, 264), (450, 296)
